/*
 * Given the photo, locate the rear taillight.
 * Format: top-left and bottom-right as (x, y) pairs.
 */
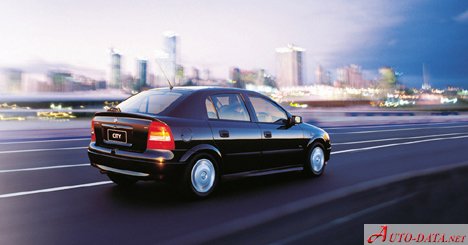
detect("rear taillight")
(147, 121), (175, 150)
(91, 119), (96, 142)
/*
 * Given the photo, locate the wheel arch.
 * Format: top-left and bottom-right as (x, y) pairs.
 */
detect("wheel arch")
(306, 138), (330, 161)
(180, 144), (222, 166)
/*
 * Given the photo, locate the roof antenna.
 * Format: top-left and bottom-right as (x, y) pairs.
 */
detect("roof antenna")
(155, 59), (174, 90)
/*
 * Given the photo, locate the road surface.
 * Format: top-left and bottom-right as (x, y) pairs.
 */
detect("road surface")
(0, 121), (467, 244)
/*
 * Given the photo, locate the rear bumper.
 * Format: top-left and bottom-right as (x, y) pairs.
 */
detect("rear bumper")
(88, 143), (187, 181)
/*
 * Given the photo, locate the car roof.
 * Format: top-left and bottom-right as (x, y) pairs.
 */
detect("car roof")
(148, 86), (264, 97)
(150, 86), (270, 119)
(149, 86), (247, 92)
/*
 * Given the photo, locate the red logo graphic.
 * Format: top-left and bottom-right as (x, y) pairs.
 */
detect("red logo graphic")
(368, 225), (388, 243)
(366, 225), (467, 244)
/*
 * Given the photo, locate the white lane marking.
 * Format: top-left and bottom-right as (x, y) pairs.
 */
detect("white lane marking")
(0, 163), (89, 173)
(0, 181), (112, 199)
(332, 135), (468, 155)
(0, 138), (89, 145)
(0, 146), (87, 154)
(331, 125), (468, 134)
(323, 121), (465, 130)
(272, 193), (416, 244)
(0, 129), (465, 200)
(334, 132), (468, 145)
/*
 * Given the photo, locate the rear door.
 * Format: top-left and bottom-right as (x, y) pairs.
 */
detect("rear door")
(246, 95), (305, 169)
(206, 93), (262, 174)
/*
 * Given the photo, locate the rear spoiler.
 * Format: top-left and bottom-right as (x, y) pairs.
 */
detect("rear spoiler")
(94, 111), (157, 121)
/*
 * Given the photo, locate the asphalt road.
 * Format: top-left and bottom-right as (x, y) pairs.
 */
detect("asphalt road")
(0, 121), (467, 245)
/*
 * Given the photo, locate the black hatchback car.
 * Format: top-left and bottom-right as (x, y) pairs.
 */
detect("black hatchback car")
(88, 87), (331, 197)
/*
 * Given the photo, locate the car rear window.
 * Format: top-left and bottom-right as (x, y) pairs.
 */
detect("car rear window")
(117, 90), (183, 115)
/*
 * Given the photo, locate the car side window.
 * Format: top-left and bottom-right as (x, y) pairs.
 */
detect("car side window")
(210, 94), (250, 121)
(249, 96), (288, 123)
(205, 98), (218, 119)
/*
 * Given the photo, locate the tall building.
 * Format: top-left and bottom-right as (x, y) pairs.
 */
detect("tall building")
(275, 44), (305, 88)
(422, 63), (431, 90)
(163, 31), (178, 84)
(336, 64), (365, 88)
(315, 65), (324, 84)
(110, 49), (122, 89)
(348, 64), (364, 88)
(315, 65), (333, 85)
(137, 59), (147, 91)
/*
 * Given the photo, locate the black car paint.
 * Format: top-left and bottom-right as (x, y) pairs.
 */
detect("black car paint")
(88, 87), (331, 182)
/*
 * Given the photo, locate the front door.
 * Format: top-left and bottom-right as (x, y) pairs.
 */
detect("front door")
(206, 94), (262, 174)
(247, 96), (306, 169)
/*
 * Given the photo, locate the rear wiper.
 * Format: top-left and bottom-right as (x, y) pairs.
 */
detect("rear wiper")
(107, 106), (121, 113)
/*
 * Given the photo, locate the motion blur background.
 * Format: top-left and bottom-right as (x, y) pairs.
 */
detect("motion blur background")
(0, 0), (467, 123)
(0, 2), (468, 244)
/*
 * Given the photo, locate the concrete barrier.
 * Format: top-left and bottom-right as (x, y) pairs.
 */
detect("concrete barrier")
(293, 109), (468, 127)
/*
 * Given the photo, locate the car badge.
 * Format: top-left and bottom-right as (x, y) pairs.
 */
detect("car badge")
(113, 118), (118, 123)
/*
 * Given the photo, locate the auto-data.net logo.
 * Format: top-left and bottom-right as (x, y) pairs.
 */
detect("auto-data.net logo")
(364, 224), (467, 244)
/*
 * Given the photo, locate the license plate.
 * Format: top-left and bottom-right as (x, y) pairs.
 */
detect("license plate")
(107, 129), (127, 143)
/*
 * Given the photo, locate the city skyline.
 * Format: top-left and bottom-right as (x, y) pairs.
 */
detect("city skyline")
(0, 0), (467, 88)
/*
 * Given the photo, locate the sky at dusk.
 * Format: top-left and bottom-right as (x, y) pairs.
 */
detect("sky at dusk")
(0, 0), (467, 88)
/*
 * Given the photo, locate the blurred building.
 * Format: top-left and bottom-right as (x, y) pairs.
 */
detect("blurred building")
(315, 65), (324, 85)
(422, 63), (431, 90)
(315, 65), (332, 85)
(0, 73), (5, 93)
(181, 67), (199, 86)
(137, 59), (148, 91)
(0, 69), (23, 93)
(256, 69), (267, 86)
(176, 65), (184, 85)
(230, 67), (243, 88)
(202, 69), (211, 81)
(95, 80), (107, 90)
(378, 66), (397, 89)
(190, 67), (200, 80)
(336, 64), (367, 88)
(21, 73), (47, 92)
(348, 65), (364, 88)
(121, 74), (136, 91)
(229, 67), (269, 88)
(154, 31), (179, 87)
(276, 44), (305, 88)
(148, 73), (155, 87)
(110, 49), (122, 89)
(163, 31), (178, 84)
(49, 71), (73, 92)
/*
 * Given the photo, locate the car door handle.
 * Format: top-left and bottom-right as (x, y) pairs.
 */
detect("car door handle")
(264, 131), (272, 138)
(219, 130), (230, 138)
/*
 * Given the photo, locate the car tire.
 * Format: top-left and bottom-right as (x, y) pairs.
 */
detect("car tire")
(107, 172), (137, 187)
(304, 142), (326, 177)
(182, 153), (219, 198)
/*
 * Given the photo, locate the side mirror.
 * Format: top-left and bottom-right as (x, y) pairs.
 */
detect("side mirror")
(290, 115), (302, 125)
